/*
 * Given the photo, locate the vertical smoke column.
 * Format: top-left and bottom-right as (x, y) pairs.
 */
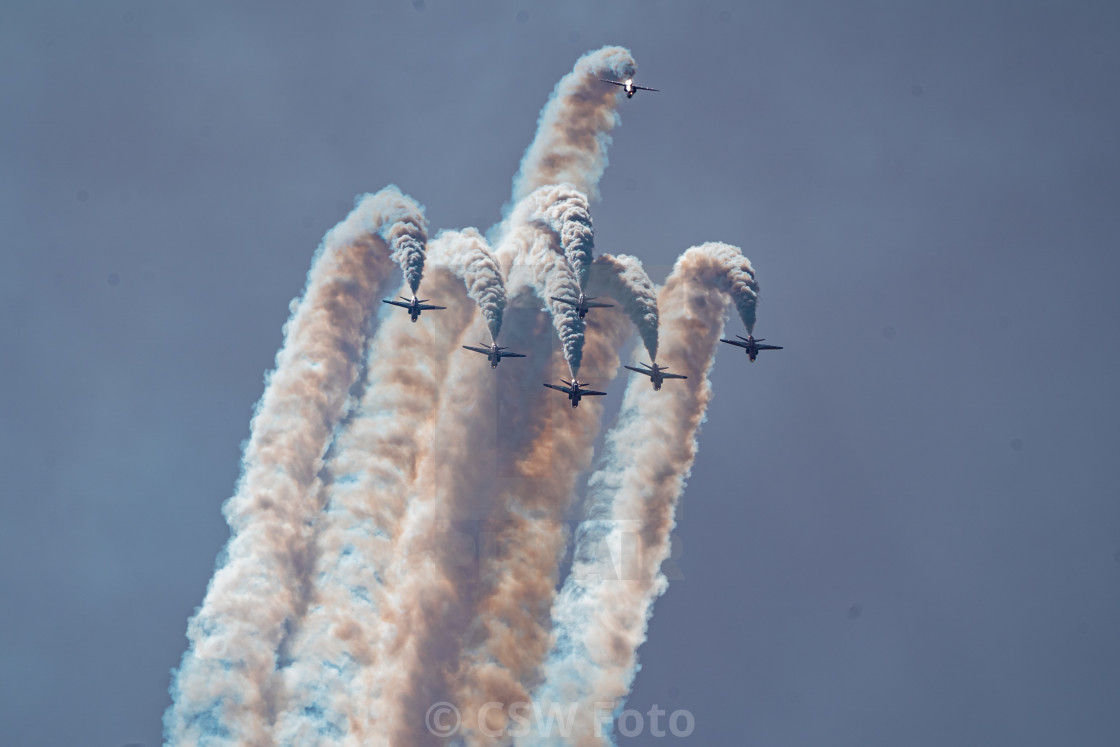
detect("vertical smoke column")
(527, 243), (759, 746)
(429, 228), (507, 341)
(532, 185), (596, 290)
(437, 214), (633, 743)
(585, 253), (659, 361)
(510, 46), (636, 205)
(163, 188), (425, 746)
(449, 309), (632, 745)
(382, 185), (429, 295)
(272, 258), (474, 745)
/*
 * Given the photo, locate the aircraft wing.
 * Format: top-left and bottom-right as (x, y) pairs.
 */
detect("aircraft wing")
(719, 338), (747, 348)
(660, 372), (688, 380)
(382, 299), (410, 309)
(417, 304), (446, 311)
(543, 383), (571, 394)
(462, 345), (490, 355)
(549, 296), (577, 307)
(580, 389), (607, 397)
(624, 365), (653, 378)
(585, 301), (614, 308)
(499, 351), (527, 358)
(632, 85), (659, 92)
(756, 344), (783, 351)
(599, 78), (626, 87)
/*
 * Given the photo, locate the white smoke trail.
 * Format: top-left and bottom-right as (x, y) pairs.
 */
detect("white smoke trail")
(271, 263), (475, 746)
(506, 190), (588, 376)
(163, 188), (428, 747)
(380, 185), (429, 295)
(448, 309), (632, 746)
(428, 228), (507, 342)
(524, 242), (759, 746)
(531, 184), (596, 290)
(511, 46), (636, 205)
(585, 253), (659, 361)
(432, 211), (633, 744)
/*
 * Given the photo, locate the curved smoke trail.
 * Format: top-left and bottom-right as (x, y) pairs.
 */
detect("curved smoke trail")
(163, 187), (425, 746)
(531, 184), (596, 290)
(378, 185), (429, 295)
(507, 189), (588, 376)
(586, 253), (659, 361)
(511, 46), (636, 205)
(428, 228), (507, 342)
(272, 265), (475, 745)
(526, 243), (759, 746)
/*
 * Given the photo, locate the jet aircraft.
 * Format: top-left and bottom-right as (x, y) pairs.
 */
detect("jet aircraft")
(543, 378), (607, 408)
(719, 334), (784, 362)
(462, 342), (527, 368)
(599, 77), (660, 98)
(623, 361), (688, 391)
(382, 295), (446, 322)
(549, 292), (614, 320)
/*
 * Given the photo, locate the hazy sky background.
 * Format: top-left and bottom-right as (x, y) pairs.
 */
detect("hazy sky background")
(3, 1), (1119, 745)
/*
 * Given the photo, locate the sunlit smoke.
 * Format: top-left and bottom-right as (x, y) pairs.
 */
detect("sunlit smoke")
(586, 253), (659, 360)
(526, 243), (758, 746)
(377, 185), (429, 295)
(531, 184), (596, 290)
(429, 228), (507, 342)
(164, 187), (423, 746)
(506, 190), (589, 377)
(511, 46), (636, 205)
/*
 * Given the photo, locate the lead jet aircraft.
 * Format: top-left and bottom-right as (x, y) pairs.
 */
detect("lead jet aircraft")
(599, 77), (660, 98)
(624, 361), (688, 391)
(543, 378), (607, 408)
(719, 334), (784, 362)
(549, 292), (614, 320)
(462, 342), (527, 369)
(382, 295), (446, 322)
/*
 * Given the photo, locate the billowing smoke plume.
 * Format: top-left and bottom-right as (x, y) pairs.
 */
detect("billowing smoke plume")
(428, 228), (507, 342)
(526, 243), (758, 746)
(506, 188), (589, 376)
(586, 253), (659, 361)
(511, 46), (636, 204)
(531, 184), (596, 289)
(378, 185), (429, 295)
(163, 187), (424, 746)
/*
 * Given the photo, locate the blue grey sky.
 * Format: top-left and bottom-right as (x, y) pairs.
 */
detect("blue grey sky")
(2, 1), (1119, 745)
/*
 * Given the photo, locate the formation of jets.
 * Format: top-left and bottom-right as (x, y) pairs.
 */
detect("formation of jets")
(382, 295), (446, 322)
(550, 292), (614, 319)
(380, 73), (784, 407)
(719, 334), (784, 362)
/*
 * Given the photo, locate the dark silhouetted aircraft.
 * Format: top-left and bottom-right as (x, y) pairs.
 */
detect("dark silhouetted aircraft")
(624, 361), (688, 391)
(719, 334), (783, 362)
(462, 342), (527, 369)
(382, 295), (446, 322)
(599, 77), (660, 98)
(549, 292), (613, 319)
(543, 378), (607, 408)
